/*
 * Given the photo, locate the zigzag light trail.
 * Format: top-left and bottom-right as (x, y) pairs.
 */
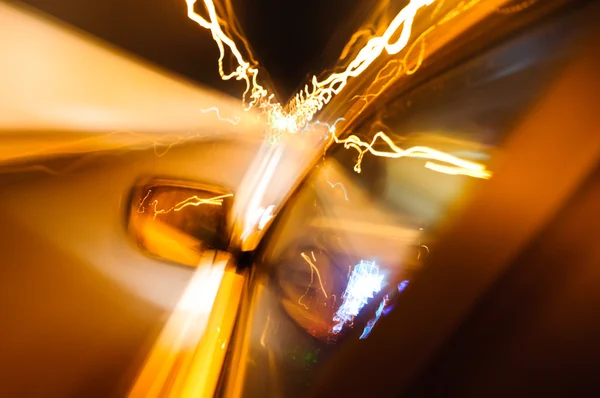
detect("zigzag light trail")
(137, 190), (233, 219)
(185, 0), (492, 180)
(187, 0), (436, 133)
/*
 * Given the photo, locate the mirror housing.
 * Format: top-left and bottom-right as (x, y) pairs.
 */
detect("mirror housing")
(127, 178), (233, 267)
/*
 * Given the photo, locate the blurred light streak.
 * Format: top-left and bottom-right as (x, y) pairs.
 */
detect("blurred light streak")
(496, 0), (540, 14)
(424, 161), (491, 178)
(326, 180), (349, 201)
(185, 0), (494, 253)
(331, 130), (491, 179)
(362, 280), (410, 339)
(332, 260), (384, 334)
(0, 132), (211, 177)
(298, 252), (331, 310)
(128, 252), (225, 397)
(324, 119), (491, 179)
(418, 244), (430, 259)
(259, 314), (272, 348)
(359, 295), (388, 339)
(0, 0), (252, 161)
(344, 0), (488, 120)
(450, 150), (491, 160)
(348, 23), (429, 115)
(129, 252), (245, 398)
(187, 0), (438, 137)
(288, 0), (437, 129)
(0, 164), (61, 177)
(239, 144), (284, 244)
(200, 107), (241, 125)
(186, 0), (270, 110)
(258, 204), (276, 230)
(243, 203), (275, 237)
(338, 27), (377, 61)
(0, 130), (196, 165)
(311, 218), (421, 242)
(136, 190), (232, 220)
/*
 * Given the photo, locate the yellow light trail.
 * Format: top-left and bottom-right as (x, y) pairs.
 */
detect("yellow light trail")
(288, 0), (436, 128)
(187, 0), (438, 134)
(137, 189), (233, 219)
(345, 0), (486, 119)
(298, 252), (333, 310)
(333, 130), (491, 178)
(185, 0), (271, 111)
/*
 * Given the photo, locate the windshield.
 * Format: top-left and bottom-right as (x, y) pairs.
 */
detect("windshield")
(219, 3), (583, 397)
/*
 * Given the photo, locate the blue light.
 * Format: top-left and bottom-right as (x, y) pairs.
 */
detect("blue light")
(359, 296), (387, 339)
(398, 280), (409, 293)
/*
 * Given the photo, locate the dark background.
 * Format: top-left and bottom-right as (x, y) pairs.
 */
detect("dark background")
(10, 0), (369, 102)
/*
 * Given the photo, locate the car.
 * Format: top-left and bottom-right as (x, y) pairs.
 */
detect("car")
(1, 0), (599, 397)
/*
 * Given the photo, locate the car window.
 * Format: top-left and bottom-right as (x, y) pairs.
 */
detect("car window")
(220, 6), (582, 397)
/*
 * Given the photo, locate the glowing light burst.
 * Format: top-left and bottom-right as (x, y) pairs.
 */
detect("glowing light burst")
(332, 260), (384, 334)
(137, 189), (233, 220)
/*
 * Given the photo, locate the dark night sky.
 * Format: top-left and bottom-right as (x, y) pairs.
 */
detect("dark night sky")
(12, 0), (367, 102)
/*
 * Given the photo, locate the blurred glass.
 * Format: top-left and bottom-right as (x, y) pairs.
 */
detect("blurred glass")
(127, 179), (233, 266)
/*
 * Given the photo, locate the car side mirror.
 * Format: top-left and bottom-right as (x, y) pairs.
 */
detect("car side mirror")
(127, 178), (233, 267)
